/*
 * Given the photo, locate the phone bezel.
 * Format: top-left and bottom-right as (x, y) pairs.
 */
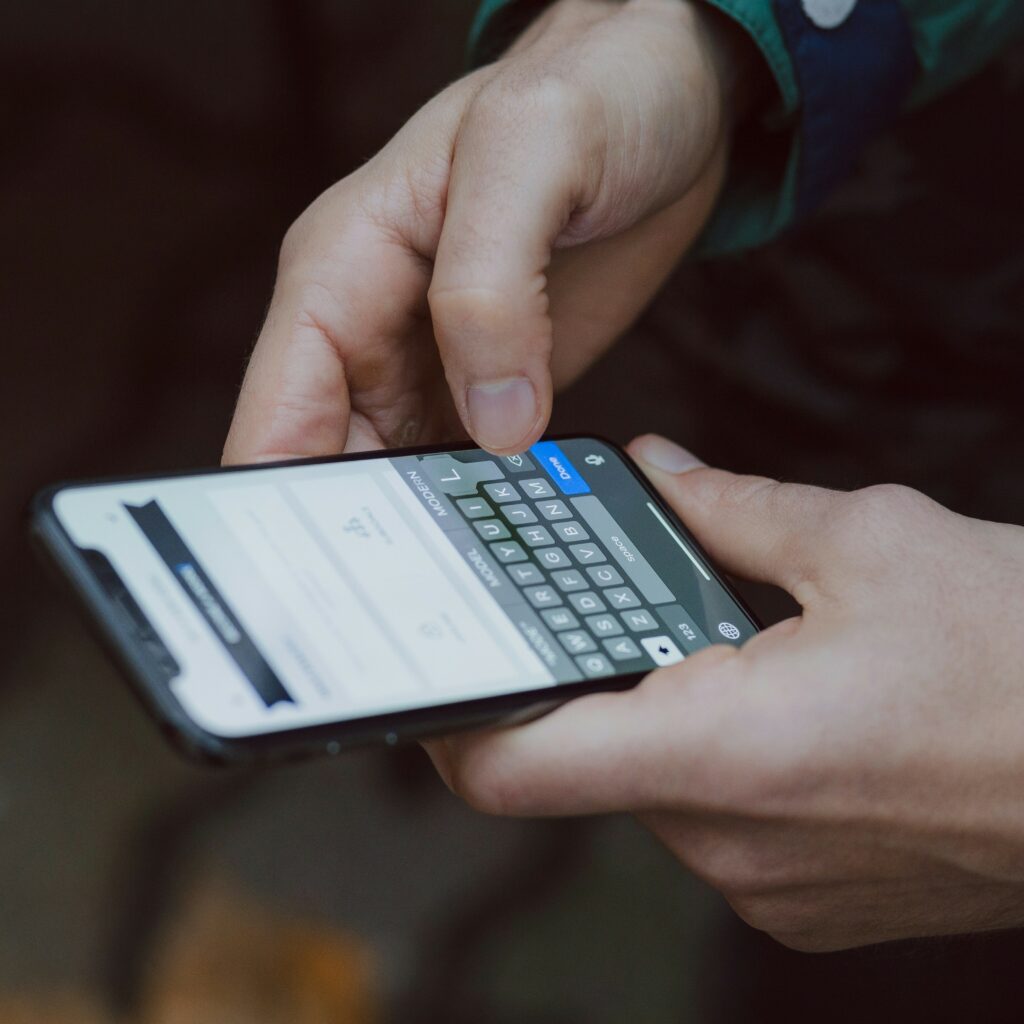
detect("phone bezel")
(29, 435), (761, 765)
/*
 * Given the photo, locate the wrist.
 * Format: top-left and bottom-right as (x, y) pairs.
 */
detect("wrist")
(685, 1), (765, 130)
(504, 0), (621, 57)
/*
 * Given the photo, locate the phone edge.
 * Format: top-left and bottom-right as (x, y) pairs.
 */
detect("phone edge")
(26, 434), (759, 764)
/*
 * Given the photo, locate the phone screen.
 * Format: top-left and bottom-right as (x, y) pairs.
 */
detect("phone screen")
(49, 438), (756, 740)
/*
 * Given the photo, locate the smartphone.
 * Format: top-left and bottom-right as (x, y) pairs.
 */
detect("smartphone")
(30, 436), (758, 764)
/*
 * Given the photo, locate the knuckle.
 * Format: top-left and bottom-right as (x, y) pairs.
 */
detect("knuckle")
(428, 280), (508, 320)
(446, 750), (518, 817)
(846, 482), (934, 521)
(728, 891), (820, 946)
(719, 474), (782, 517)
(774, 931), (842, 954)
(683, 470), (773, 522)
(428, 282), (551, 359)
(725, 892), (774, 932)
(427, 283), (515, 339)
(711, 474), (814, 571)
(718, 764), (798, 821)
(286, 280), (344, 349)
(692, 725), (816, 823)
(828, 483), (938, 556)
(278, 215), (310, 272)
(691, 840), (768, 898)
(471, 71), (585, 132)
(277, 181), (361, 274)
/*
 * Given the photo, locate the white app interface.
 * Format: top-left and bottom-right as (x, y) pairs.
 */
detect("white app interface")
(54, 456), (558, 737)
(51, 440), (756, 740)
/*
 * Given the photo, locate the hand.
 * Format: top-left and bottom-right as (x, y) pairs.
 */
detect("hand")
(223, 0), (750, 462)
(428, 434), (1024, 952)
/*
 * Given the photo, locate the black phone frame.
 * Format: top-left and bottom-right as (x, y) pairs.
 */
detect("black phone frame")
(29, 435), (761, 766)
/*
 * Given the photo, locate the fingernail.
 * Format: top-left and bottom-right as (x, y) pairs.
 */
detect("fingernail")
(467, 377), (537, 451)
(632, 435), (704, 474)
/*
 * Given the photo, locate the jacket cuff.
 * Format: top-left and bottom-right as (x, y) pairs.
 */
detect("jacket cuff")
(467, 0), (547, 67)
(468, 0), (917, 256)
(699, 0), (917, 252)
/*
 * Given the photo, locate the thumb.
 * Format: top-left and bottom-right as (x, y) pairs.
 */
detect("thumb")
(427, 84), (591, 454)
(628, 434), (841, 594)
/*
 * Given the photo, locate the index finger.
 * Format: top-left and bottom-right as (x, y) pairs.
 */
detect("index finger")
(223, 204), (430, 465)
(223, 272), (353, 465)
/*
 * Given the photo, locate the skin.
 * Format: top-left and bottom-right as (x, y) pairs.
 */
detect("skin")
(223, 0), (1024, 950)
(223, 0), (748, 462)
(429, 435), (1024, 952)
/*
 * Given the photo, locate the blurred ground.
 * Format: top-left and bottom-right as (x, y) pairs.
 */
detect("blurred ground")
(2, 1), (1024, 1022)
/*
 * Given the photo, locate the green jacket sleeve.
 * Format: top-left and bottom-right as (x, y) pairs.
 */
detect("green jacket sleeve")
(469, 0), (1024, 257)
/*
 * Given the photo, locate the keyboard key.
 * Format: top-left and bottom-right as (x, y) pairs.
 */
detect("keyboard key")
(537, 547), (571, 569)
(570, 495), (675, 604)
(530, 441), (591, 496)
(501, 453), (535, 473)
(537, 499), (571, 520)
(507, 563), (544, 586)
(585, 613), (623, 637)
(604, 636), (641, 661)
(525, 585), (562, 609)
(655, 604), (714, 653)
(483, 481), (521, 504)
(641, 635), (685, 666)
(490, 541), (528, 564)
(448, 529), (521, 606)
(521, 478), (556, 499)
(551, 569), (587, 592)
(519, 525), (555, 547)
(575, 653), (614, 678)
(569, 543), (605, 565)
(474, 519), (510, 540)
(560, 630), (596, 655)
(542, 607), (579, 631)
(569, 591), (606, 614)
(622, 608), (658, 632)
(553, 520), (589, 543)
(502, 503), (537, 525)
(457, 497), (493, 519)
(606, 587), (640, 609)
(587, 565), (624, 587)
(422, 455), (504, 496)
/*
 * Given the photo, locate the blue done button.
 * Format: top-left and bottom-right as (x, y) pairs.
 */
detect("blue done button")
(529, 441), (590, 495)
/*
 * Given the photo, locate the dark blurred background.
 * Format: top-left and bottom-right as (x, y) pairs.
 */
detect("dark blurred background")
(2, 2), (1023, 1022)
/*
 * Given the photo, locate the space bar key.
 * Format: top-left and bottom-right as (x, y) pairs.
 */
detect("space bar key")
(570, 495), (674, 605)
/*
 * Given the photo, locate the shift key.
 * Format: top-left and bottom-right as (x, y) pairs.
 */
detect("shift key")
(571, 495), (674, 605)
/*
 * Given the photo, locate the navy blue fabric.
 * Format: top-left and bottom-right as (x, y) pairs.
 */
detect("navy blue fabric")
(773, 0), (918, 217)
